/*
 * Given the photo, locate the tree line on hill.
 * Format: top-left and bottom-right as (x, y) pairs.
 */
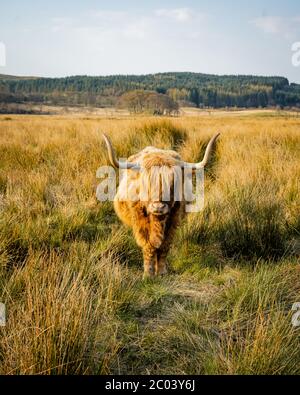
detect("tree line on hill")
(0, 72), (300, 113)
(117, 90), (179, 115)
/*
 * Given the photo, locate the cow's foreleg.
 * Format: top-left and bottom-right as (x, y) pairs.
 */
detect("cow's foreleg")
(155, 202), (184, 276)
(142, 245), (156, 279)
(156, 247), (169, 276)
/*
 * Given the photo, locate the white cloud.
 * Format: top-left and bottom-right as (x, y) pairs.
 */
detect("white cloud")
(251, 16), (284, 34)
(123, 19), (149, 40)
(91, 10), (126, 20)
(50, 8), (206, 46)
(251, 16), (300, 38)
(155, 8), (192, 22)
(52, 11), (151, 41)
(51, 17), (74, 32)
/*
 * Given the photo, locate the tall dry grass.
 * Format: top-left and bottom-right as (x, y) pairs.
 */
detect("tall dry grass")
(0, 113), (299, 374)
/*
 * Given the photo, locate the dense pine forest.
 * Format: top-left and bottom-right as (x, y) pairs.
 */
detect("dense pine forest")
(1, 72), (300, 110)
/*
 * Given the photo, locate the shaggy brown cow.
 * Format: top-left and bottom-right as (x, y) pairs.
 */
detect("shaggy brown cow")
(103, 133), (219, 278)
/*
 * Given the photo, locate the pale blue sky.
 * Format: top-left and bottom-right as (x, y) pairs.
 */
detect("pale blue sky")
(1, 0), (300, 82)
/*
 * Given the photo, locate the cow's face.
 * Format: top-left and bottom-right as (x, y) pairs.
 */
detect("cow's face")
(147, 200), (172, 216)
(141, 164), (179, 217)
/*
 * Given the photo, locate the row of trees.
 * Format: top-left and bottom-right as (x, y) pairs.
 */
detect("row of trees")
(0, 72), (299, 109)
(118, 90), (179, 115)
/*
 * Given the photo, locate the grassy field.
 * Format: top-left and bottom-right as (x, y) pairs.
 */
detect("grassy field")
(0, 112), (299, 374)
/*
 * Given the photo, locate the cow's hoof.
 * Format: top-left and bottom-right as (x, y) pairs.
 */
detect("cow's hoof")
(156, 263), (168, 276)
(156, 268), (168, 276)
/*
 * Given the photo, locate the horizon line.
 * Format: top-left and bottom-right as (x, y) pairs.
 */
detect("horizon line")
(0, 71), (296, 84)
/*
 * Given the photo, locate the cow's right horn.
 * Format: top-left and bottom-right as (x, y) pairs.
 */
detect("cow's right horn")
(102, 134), (140, 170)
(183, 133), (220, 170)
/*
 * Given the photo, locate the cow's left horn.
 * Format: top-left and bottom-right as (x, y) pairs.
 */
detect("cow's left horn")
(102, 134), (140, 170)
(183, 133), (220, 170)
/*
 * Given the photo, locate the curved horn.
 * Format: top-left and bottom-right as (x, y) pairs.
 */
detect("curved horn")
(102, 134), (140, 170)
(183, 133), (220, 170)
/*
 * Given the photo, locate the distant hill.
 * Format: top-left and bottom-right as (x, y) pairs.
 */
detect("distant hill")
(0, 74), (39, 80)
(1, 72), (300, 109)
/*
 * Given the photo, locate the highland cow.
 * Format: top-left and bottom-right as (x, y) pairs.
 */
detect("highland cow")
(103, 133), (220, 278)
